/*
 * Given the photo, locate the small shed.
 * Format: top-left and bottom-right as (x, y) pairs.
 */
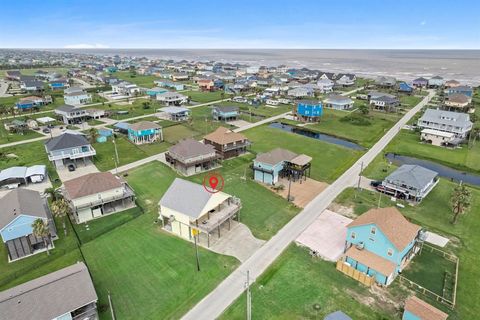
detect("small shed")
(98, 128), (113, 137)
(324, 311), (352, 320)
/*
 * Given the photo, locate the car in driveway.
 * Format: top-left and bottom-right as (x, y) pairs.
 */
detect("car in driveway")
(42, 128), (51, 134)
(67, 164), (76, 172)
(370, 180), (382, 187)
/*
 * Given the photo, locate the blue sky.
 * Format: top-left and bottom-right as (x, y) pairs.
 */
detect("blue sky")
(1, 0), (479, 49)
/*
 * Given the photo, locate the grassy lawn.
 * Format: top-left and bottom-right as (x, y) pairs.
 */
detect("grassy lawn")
(87, 119), (104, 126)
(72, 206), (143, 244)
(184, 90), (230, 103)
(333, 179), (480, 319)
(244, 125), (362, 183)
(371, 130), (480, 174)
(114, 71), (157, 88)
(163, 124), (200, 143)
(92, 135), (171, 171)
(400, 95), (422, 108)
(293, 108), (401, 148)
(221, 245), (393, 320)
(0, 124), (44, 144)
(181, 105), (235, 138)
(99, 98), (158, 120)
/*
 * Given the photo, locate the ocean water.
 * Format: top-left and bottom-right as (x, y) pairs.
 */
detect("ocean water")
(60, 49), (480, 85)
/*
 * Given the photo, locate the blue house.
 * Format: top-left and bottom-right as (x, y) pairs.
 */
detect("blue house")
(398, 82), (413, 93)
(49, 79), (69, 90)
(253, 148), (311, 185)
(0, 189), (57, 261)
(445, 85), (473, 97)
(146, 87), (168, 97)
(341, 207), (421, 286)
(15, 100), (34, 110)
(294, 100), (323, 122)
(403, 296), (448, 320)
(128, 121), (163, 144)
(212, 105), (239, 121)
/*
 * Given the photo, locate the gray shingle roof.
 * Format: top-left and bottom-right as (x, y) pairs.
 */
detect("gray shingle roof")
(0, 262), (98, 320)
(159, 178), (213, 219)
(0, 189), (48, 230)
(385, 165), (438, 190)
(44, 133), (90, 152)
(213, 105), (239, 113)
(55, 104), (76, 113)
(255, 148), (298, 166)
(169, 139), (216, 160)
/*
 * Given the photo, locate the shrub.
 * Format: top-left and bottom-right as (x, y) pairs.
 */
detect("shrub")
(339, 114), (371, 126)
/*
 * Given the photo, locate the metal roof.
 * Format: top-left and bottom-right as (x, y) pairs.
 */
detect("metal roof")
(385, 165), (438, 191)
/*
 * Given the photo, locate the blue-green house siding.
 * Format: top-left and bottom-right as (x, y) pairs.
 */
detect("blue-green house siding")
(253, 160), (284, 185)
(346, 223), (417, 285)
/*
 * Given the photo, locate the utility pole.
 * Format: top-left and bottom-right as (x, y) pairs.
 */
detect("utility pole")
(246, 270), (252, 320)
(355, 161), (364, 199)
(112, 138), (119, 170)
(193, 229), (201, 272)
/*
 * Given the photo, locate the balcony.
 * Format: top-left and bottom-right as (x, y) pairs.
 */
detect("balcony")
(48, 147), (96, 161)
(192, 198), (241, 234)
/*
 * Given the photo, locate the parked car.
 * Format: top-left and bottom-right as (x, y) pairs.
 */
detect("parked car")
(67, 164), (76, 172)
(370, 180), (382, 187)
(42, 128), (51, 134)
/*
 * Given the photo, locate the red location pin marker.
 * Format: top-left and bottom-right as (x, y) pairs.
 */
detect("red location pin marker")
(209, 176), (219, 189)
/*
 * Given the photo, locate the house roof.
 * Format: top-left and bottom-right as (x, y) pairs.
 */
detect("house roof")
(0, 262), (98, 320)
(290, 154), (312, 166)
(64, 172), (124, 199)
(347, 207), (421, 251)
(159, 178), (230, 219)
(324, 94), (353, 104)
(213, 105), (239, 113)
(0, 165), (46, 183)
(55, 104), (76, 113)
(204, 127), (247, 145)
(385, 164), (438, 191)
(446, 93), (470, 104)
(324, 311), (353, 320)
(419, 109), (472, 128)
(160, 106), (190, 114)
(345, 246), (397, 276)
(255, 148), (298, 166)
(0, 189), (47, 230)
(169, 139), (216, 160)
(45, 133), (90, 151)
(404, 296), (448, 320)
(129, 121), (161, 131)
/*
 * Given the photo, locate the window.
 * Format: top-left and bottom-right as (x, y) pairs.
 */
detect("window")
(351, 232), (356, 239)
(387, 248), (394, 256)
(370, 227), (376, 235)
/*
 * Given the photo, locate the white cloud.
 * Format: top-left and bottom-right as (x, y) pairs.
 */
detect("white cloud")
(420, 21), (427, 26)
(64, 43), (110, 49)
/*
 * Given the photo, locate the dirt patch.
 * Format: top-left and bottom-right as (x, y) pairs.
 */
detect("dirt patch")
(327, 203), (356, 218)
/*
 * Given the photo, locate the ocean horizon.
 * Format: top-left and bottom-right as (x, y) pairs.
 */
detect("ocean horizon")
(47, 48), (480, 85)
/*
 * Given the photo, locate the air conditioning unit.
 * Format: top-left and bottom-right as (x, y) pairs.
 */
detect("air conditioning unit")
(356, 242), (365, 250)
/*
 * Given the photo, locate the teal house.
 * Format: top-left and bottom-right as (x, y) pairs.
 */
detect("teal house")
(127, 121), (162, 145)
(403, 296), (448, 320)
(341, 207), (421, 286)
(146, 87), (168, 97)
(253, 148), (312, 185)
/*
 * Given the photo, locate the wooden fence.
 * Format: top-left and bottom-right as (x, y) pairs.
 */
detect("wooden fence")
(336, 260), (374, 287)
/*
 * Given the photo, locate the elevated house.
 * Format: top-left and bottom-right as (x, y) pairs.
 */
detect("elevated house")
(159, 106), (191, 121)
(335, 73), (356, 87)
(445, 80), (461, 88)
(417, 109), (472, 139)
(444, 93), (471, 110)
(0, 262), (98, 320)
(0, 189), (57, 261)
(145, 86), (168, 98)
(252, 148), (312, 185)
(317, 79), (334, 93)
(5, 70), (21, 81)
(445, 85), (473, 97)
(20, 77), (44, 93)
(288, 86), (314, 98)
(111, 81), (140, 96)
(48, 78), (69, 90)
(63, 172), (136, 223)
(420, 129), (457, 147)
(166, 139), (220, 176)
(156, 91), (188, 106)
(159, 178), (241, 247)
(412, 77), (428, 88)
(293, 100), (323, 122)
(63, 87), (92, 106)
(375, 76), (396, 88)
(44, 133), (96, 168)
(340, 207), (421, 286)
(428, 76), (444, 88)
(55, 104), (88, 124)
(204, 127), (250, 159)
(323, 94), (354, 110)
(154, 80), (185, 91)
(197, 79), (215, 91)
(15, 95), (51, 110)
(212, 105), (239, 121)
(403, 296), (448, 320)
(398, 82), (413, 94)
(368, 91), (400, 112)
(379, 165), (438, 202)
(127, 121), (162, 144)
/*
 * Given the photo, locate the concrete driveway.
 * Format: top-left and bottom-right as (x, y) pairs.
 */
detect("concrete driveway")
(296, 209), (352, 261)
(56, 160), (100, 182)
(0, 179), (52, 198)
(274, 177), (329, 208)
(207, 221), (265, 262)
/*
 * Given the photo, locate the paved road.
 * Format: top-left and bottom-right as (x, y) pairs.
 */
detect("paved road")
(181, 90), (435, 320)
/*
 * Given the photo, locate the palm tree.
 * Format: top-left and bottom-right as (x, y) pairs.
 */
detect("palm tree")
(32, 219), (50, 255)
(450, 182), (472, 224)
(44, 187), (61, 201)
(88, 128), (99, 144)
(51, 198), (70, 236)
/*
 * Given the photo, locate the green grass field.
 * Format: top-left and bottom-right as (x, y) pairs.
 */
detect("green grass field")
(243, 125), (362, 183)
(221, 245), (393, 319)
(114, 71), (157, 88)
(184, 90), (230, 103)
